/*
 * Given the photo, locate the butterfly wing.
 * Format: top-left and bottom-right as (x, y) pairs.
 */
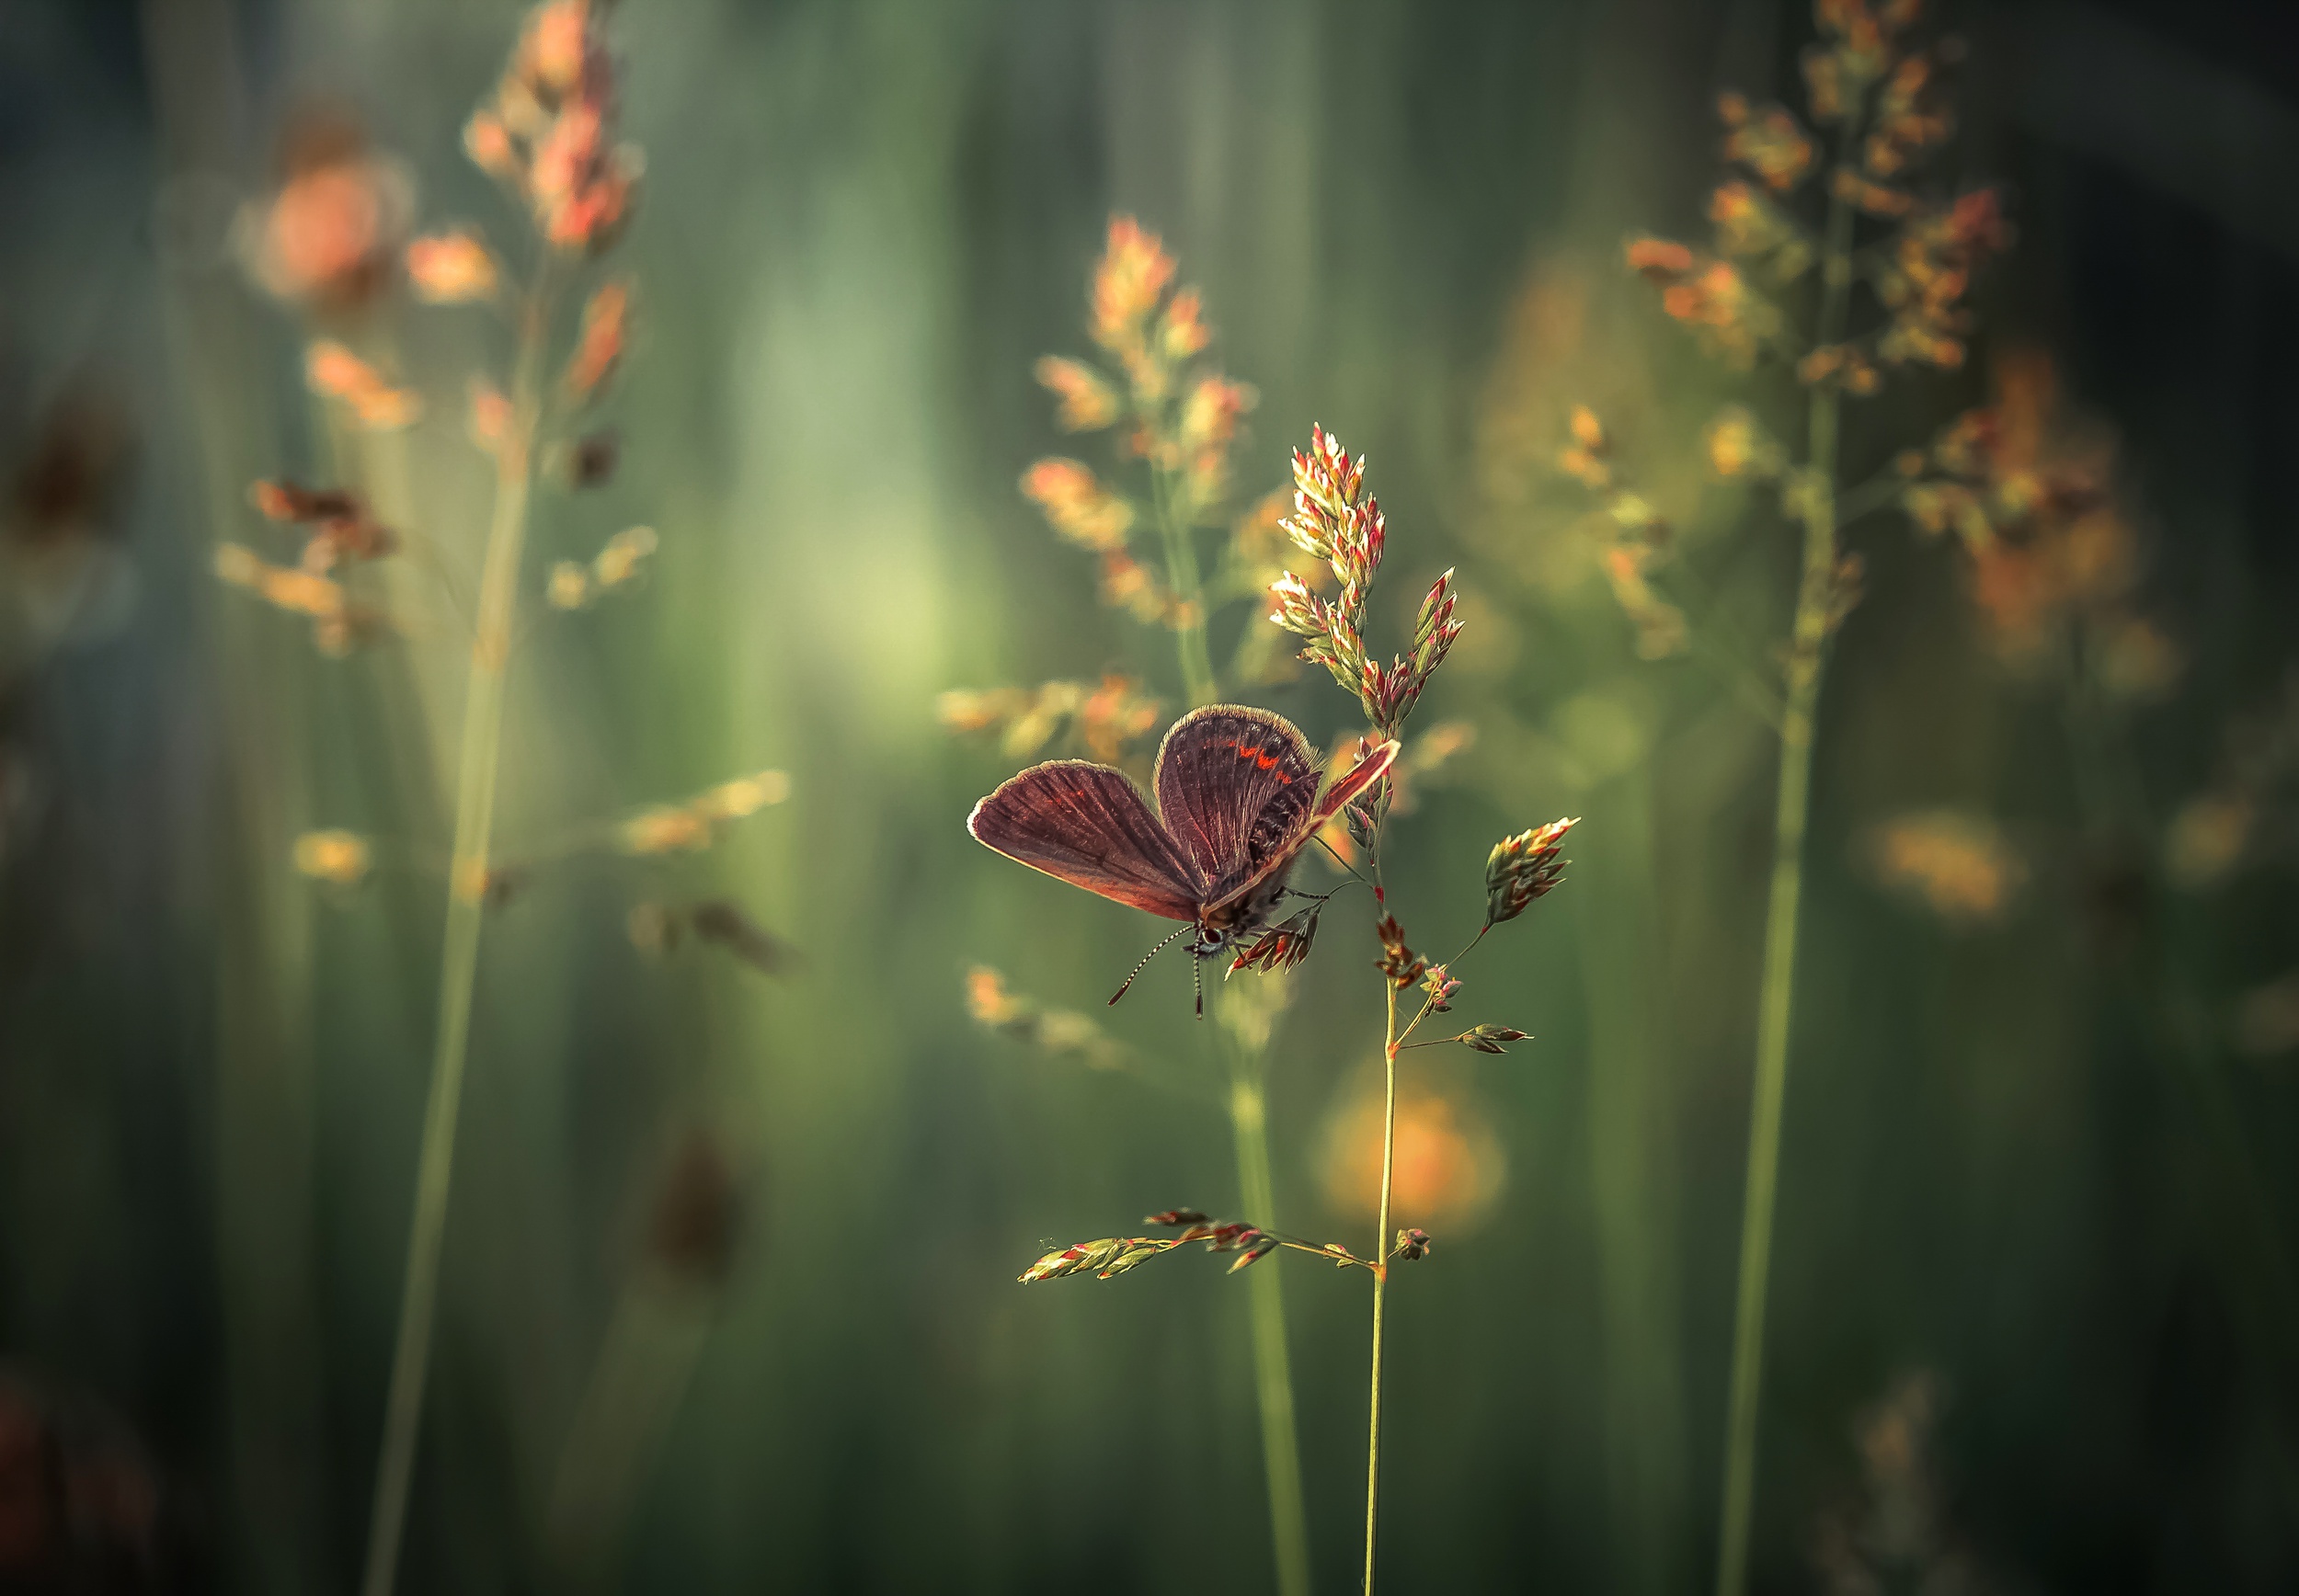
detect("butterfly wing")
(1153, 706), (1320, 895)
(968, 760), (1203, 921)
(1204, 735), (1400, 916)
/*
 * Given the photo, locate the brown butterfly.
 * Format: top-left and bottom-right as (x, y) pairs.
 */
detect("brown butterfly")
(968, 704), (1398, 1010)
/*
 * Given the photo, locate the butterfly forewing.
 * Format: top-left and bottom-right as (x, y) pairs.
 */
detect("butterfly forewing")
(1153, 706), (1319, 897)
(967, 761), (1203, 921)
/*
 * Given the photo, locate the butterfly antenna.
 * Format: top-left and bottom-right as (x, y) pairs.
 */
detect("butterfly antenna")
(1109, 923), (1194, 1007)
(1193, 952), (1205, 1018)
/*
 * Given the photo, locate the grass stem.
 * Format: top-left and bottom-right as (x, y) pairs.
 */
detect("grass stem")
(359, 268), (553, 1596)
(1152, 455), (1310, 1595)
(1713, 131), (1857, 1596)
(1363, 978), (1400, 1594)
(1150, 456), (1218, 710)
(1230, 1076), (1312, 1596)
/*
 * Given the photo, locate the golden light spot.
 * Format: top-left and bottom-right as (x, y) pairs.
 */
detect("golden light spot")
(546, 562), (591, 610)
(292, 829), (371, 887)
(1866, 810), (2024, 925)
(2165, 794), (2251, 889)
(591, 525), (657, 587)
(695, 770), (790, 821)
(1705, 407), (1759, 477)
(1320, 1081), (1505, 1231)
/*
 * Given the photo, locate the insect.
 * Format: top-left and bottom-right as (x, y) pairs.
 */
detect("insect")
(967, 704), (1399, 1013)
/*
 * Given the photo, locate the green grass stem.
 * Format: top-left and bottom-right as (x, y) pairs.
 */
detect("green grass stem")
(1713, 129), (1857, 1596)
(359, 271), (552, 1596)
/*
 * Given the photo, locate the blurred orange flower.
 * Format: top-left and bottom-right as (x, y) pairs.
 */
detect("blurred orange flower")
(242, 111), (410, 312)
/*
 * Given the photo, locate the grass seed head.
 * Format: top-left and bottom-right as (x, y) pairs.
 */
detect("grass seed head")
(1485, 817), (1577, 926)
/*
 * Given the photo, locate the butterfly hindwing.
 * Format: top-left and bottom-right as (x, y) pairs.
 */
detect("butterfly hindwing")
(967, 760), (1203, 922)
(1153, 706), (1319, 899)
(1204, 735), (1400, 918)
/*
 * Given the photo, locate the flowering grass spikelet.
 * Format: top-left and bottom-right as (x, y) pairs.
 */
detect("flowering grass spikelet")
(1485, 818), (1577, 927)
(1019, 1210), (1373, 1284)
(564, 279), (631, 401)
(1267, 426), (1459, 736)
(1090, 216), (1177, 357)
(1021, 458), (1132, 553)
(305, 340), (421, 430)
(1718, 92), (1817, 191)
(1034, 355), (1119, 432)
(406, 230), (500, 302)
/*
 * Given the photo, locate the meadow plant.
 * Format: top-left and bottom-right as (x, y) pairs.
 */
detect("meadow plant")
(219, 6), (782, 1591)
(1809, 1371), (2008, 1593)
(1556, 6), (2007, 1590)
(948, 217), (1321, 1595)
(1893, 349), (2299, 1423)
(995, 422), (1575, 1593)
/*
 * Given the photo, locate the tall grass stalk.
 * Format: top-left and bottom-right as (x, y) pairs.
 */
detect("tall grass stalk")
(1229, 1076), (1310, 1596)
(1150, 469), (1311, 1596)
(1714, 122), (1859, 1596)
(1362, 979), (1401, 1594)
(360, 264), (554, 1596)
(1019, 424), (1538, 1589)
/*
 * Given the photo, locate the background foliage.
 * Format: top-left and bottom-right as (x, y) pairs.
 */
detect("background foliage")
(5, 0), (2299, 1590)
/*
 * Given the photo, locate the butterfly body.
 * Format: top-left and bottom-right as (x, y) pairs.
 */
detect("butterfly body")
(968, 705), (1398, 985)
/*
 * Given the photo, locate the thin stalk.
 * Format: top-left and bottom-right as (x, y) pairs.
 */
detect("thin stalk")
(1150, 454), (1310, 1595)
(360, 267), (554, 1596)
(1150, 456), (1218, 709)
(1230, 1074), (1311, 1596)
(1713, 131), (1859, 1596)
(1363, 979), (1401, 1595)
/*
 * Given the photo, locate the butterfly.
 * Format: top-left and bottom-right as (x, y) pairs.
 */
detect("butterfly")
(967, 704), (1399, 1011)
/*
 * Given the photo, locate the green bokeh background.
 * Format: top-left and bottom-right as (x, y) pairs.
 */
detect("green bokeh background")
(6, 0), (2299, 1590)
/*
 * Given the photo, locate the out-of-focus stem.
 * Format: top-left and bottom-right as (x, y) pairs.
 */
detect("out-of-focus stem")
(1363, 979), (1400, 1595)
(546, 1276), (715, 1590)
(1150, 447), (1308, 1594)
(360, 269), (552, 1596)
(1230, 1075), (1311, 1596)
(1713, 129), (1859, 1596)
(1150, 459), (1218, 709)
